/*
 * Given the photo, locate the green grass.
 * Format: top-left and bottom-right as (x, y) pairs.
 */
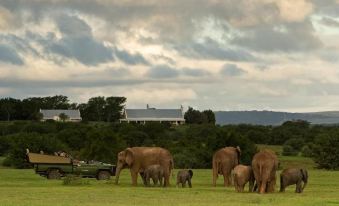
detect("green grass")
(1, 167), (339, 206)
(256, 144), (283, 155)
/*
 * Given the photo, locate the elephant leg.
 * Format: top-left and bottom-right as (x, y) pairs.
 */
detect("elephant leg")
(296, 180), (302, 193)
(146, 174), (151, 186)
(228, 175), (233, 186)
(131, 171), (138, 186)
(222, 171), (229, 187)
(267, 181), (275, 193)
(140, 172), (146, 186)
(280, 184), (285, 192)
(188, 179), (192, 188)
(212, 162), (218, 187)
(249, 180), (254, 192)
(159, 177), (163, 186)
(240, 184), (245, 192)
(182, 182), (186, 188)
(164, 173), (170, 187)
(253, 182), (258, 192)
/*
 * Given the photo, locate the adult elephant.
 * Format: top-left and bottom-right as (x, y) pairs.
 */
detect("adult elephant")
(252, 150), (278, 194)
(212, 146), (241, 187)
(115, 147), (174, 186)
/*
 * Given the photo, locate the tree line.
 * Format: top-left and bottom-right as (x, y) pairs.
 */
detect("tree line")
(1, 95), (339, 170)
(0, 120), (338, 170)
(0, 95), (126, 122)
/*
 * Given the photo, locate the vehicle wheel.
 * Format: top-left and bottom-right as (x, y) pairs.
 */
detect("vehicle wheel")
(48, 169), (61, 180)
(97, 171), (111, 180)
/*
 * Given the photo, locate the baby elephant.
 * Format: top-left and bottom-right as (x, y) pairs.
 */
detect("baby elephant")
(176, 169), (193, 188)
(280, 168), (308, 193)
(142, 164), (164, 187)
(233, 165), (255, 192)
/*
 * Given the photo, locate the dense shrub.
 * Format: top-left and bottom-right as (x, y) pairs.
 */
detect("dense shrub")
(301, 145), (313, 157)
(3, 133), (67, 168)
(80, 127), (126, 164)
(1, 120), (339, 170)
(282, 138), (305, 156)
(282, 145), (298, 156)
(312, 134), (339, 170)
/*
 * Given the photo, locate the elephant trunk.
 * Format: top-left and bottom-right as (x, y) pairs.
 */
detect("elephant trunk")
(212, 160), (218, 187)
(115, 165), (123, 184)
(301, 169), (308, 191)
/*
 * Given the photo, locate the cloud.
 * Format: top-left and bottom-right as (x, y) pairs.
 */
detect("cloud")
(47, 35), (113, 66)
(0, 6), (13, 29)
(275, 0), (313, 22)
(114, 47), (148, 65)
(177, 38), (256, 61)
(182, 68), (210, 77)
(48, 15), (114, 66)
(56, 15), (92, 37)
(220, 64), (246, 76)
(320, 17), (339, 27)
(121, 88), (197, 105)
(0, 44), (24, 65)
(146, 65), (179, 79)
(232, 21), (322, 52)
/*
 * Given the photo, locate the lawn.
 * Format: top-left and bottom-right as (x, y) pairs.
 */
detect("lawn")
(1, 166), (339, 206)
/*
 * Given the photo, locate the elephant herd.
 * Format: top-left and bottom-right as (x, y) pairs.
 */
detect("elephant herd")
(115, 146), (308, 194)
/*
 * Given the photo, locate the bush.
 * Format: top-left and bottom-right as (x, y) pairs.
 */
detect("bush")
(312, 134), (339, 170)
(301, 145), (313, 157)
(63, 175), (90, 186)
(282, 138), (305, 156)
(4, 133), (67, 168)
(282, 145), (298, 156)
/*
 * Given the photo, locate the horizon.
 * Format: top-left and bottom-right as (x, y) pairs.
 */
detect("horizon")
(1, 1), (339, 112)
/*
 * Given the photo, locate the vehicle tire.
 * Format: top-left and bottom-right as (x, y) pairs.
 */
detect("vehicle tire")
(97, 171), (111, 180)
(47, 169), (61, 180)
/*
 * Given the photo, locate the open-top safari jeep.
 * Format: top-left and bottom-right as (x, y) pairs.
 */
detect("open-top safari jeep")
(27, 152), (116, 180)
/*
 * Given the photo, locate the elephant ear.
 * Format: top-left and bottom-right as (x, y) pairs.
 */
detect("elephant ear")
(236, 146), (241, 155)
(125, 148), (134, 166)
(188, 169), (193, 178)
(236, 146), (241, 164)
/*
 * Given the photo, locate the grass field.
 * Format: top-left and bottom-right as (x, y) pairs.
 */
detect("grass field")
(1, 165), (339, 206)
(1, 147), (338, 206)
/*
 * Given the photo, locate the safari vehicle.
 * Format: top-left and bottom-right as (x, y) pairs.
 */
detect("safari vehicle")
(27, 153), (116, 180)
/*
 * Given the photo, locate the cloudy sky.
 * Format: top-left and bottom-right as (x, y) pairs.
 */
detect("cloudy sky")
(1, 0), (339, 112)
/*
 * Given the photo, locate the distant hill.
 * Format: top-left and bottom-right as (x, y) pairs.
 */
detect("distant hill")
(214, 110), (339, 125)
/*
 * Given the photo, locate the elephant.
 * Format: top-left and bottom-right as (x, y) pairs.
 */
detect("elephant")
(176, 169), (193, 188)
(212, 146), (241, 187)
(141, 164), (164, 186)
(233, 165), (255, 192)
(252, 150), (278, 194)
(280, 168), (308, 193)
(115, 147), (174, 186)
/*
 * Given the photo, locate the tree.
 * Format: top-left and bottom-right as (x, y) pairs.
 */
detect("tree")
(203, 110), (216, 124)
(59, 113), (69, 122)
(184, 107), (207, 124)
(104, 97), (126, 122)
(312, 134), (339, 170)
(0, 98), (20, 121)
(32, 112), (43, 121)
(79, 96), (126, 122)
